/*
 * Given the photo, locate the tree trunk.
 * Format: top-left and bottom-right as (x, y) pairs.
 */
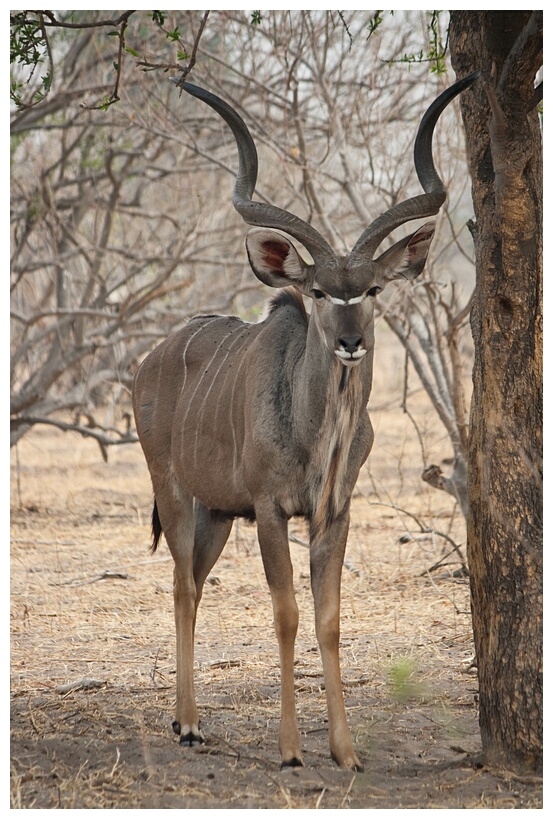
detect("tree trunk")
(449, 11), (542, 773)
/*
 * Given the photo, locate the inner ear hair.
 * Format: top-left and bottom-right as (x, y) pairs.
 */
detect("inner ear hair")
(259, 239), (291, 273)
(246, 229), (305, 287)
(404, 222), (435, 264)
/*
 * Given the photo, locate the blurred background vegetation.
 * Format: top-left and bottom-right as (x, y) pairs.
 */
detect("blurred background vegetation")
(10, 11), (474, 520)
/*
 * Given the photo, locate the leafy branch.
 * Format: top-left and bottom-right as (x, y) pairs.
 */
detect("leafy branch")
(366, 10), (384, 40)
(83, 15), (133, 111)
(137, 10), (210, 81)
(10, 10), (212, 112)
(10, 10), (137, 110)
(385, 11), (449, 75)
(10, 11), (52, 109)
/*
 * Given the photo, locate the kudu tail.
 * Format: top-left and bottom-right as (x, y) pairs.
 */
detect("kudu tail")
(151, 500), (163, 553)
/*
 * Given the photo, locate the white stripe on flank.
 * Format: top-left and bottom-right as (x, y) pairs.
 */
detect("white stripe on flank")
(228, 337), (252, 475)
(181, 323), (245, 428)
(193, 323), (252, 466)
(179, 316), (234, 459)
(180, 317), (225, 397)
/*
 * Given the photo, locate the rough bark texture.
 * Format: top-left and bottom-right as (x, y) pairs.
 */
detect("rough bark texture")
(449, 11), (542, 773)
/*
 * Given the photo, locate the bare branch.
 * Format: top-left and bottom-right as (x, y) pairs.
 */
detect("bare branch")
(40, 10), (137, 31)
(10, 414), (137, 449)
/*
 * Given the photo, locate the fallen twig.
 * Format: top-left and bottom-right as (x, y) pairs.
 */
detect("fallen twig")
(56, 677), (106, 694)
(51, 569), (129, 587)
(209, 659), (242, 669)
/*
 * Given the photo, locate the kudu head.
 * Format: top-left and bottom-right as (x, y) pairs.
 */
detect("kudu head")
(173, 73), (478, 366)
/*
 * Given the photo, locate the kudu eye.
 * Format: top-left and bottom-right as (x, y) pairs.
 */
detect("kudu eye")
(367, 286), (381, 297)
(312, 289), (325, 300)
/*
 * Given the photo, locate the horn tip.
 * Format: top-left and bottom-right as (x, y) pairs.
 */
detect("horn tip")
(170, 76), (198, 93)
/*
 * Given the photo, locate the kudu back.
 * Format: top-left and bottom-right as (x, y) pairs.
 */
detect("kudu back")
(133, 73), (477, 770)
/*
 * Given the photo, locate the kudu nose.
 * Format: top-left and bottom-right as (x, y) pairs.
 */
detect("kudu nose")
(339, 335), (363, 355)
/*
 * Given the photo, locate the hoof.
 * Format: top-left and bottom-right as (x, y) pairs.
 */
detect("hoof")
(331, 751), (364, 772)
(281, 756), (304, 769)
(172, 720), (204, 746)
(179, 731), (205, 747)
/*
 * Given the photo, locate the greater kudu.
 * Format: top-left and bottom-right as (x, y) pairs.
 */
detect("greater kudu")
(133, 73), (477, 770)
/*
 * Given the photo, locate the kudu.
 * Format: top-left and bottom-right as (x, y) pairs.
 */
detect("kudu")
(133, 73), (477, 770)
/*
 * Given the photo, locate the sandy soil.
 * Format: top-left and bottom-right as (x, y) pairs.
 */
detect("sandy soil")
(10, 378), (543, 808)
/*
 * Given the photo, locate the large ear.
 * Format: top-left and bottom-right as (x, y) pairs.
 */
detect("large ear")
(245, 229), (308, 289)
(374, 221), (435, 283)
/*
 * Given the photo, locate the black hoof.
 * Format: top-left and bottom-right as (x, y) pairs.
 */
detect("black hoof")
(172, 720), (204, 746)
(281, 757), (304, 769)
(179, 731), (204, 747)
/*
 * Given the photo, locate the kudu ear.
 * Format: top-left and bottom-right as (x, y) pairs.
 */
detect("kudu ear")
(245, 229), (308, 289)
(374, 222), (436, 284)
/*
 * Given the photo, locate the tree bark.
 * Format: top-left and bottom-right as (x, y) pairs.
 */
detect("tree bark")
(449, 11), (542, 773)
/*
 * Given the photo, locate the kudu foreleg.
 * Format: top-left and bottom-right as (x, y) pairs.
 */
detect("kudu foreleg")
(256, 503), (303, 767)
(310, 510), (363, 771)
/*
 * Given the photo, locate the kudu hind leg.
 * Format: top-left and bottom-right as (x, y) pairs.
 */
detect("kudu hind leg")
(158, 494), (232, 746)
(310, 512), (363, 771)
(256, 503), (303, 767)
(152, 486), (203, 745)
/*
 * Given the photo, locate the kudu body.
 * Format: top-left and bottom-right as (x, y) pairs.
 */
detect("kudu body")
(133, 73), (477, 770)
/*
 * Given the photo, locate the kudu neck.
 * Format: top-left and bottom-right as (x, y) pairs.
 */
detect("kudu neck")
(291, 315), (373, 444)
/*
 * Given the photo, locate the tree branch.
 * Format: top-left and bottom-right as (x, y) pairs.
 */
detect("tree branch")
(498, 10), (543, 98)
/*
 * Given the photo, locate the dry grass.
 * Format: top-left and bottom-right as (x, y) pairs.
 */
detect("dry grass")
(10, 349), (542, 808)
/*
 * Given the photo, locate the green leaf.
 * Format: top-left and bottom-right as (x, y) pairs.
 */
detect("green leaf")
(151, 11), (166, 27)
(367, 10), (384, 38)
(250, 11), (262, 25)
(107, 30), (119, 36)
(125, 47), (139, 57)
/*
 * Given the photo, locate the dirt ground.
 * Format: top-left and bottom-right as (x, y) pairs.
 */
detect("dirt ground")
(10, 365), (543, 809)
